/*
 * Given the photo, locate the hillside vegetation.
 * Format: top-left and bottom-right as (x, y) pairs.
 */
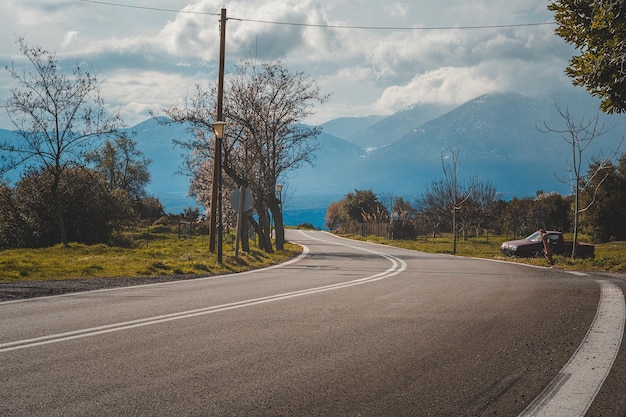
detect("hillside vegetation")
(350, 234), (626, 273)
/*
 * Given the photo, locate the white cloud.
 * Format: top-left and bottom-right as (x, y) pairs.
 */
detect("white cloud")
(375, 66), (500, 112)
(61, 31), (78, 48)
(0, 0), (576, 127)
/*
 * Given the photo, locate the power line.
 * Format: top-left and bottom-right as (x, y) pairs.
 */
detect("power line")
(236, 18), (555, 31)
(79, 0), (220, 16)
(80, 0), (555, 31)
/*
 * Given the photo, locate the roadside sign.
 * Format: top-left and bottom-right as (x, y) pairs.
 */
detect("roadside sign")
(231, 187), (253, 213)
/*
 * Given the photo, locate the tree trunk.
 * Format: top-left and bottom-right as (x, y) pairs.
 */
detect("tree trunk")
(572, 184), (579, 259)
(269, 199), (284, 251)
(452, 205), (457, 255)
(256, 206), (273, 253)
(52, 173), (68, 246)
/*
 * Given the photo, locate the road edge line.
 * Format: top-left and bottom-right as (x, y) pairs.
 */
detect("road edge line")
(518, 280), (625, 417)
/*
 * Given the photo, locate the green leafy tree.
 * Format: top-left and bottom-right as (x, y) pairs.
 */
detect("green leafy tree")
(582, 154), (626, 242)
(500, 193), (572, 238)
(5, 167), (132, 247)
(534, 191), (572, 233)
(86, 135), (151, 200)
(1, 37), (124, 245)
(134, 196), (165, 225)
(500, 197), (537, 238)
(325, 201), (341, 231)
(390, 197), (417, 240)
(329, 189), (388, 234)
(0, 181), (33, 248)
(549, 0), (626, 113)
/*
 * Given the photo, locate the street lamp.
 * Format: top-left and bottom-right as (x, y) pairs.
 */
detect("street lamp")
(212, 121), (226, 140)
(213, 121), (226, 264)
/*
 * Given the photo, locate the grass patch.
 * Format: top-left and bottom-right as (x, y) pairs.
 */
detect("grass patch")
(0, 231), (302, 284)
(353, 233), (626, 273)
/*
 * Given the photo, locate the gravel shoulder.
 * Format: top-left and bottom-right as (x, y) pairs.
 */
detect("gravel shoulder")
(0, 274), (210, 302)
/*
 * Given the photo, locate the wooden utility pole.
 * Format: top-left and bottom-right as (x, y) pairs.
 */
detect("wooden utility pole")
(209, 8), (227, 261)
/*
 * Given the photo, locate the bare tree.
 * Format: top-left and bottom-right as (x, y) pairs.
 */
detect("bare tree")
(417, 148), (471, 252)
(226, 61), (329, 251)
(441, 148), (471, 254)
(458, 177), (497, 239)
(417, 178), (451, 238)
(540, 107), (623, 257)
(166, 60), (328, 253)
(1, 37), (124, 245)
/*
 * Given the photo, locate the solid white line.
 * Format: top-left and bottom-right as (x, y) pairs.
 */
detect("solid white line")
(1, 233), (406, 353)
(519, 280), (625, 417)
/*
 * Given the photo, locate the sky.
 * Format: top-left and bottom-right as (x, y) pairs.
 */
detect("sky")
(0, 0), (577, 129)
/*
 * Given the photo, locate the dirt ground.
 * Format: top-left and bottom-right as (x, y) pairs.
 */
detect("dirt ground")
(0, 275), (208, 302)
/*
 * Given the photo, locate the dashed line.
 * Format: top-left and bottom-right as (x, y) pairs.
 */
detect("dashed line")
(519, 280), (625, 417)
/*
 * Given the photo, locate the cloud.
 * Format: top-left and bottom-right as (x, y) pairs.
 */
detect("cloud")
(61, 31), (78, 47)
(375, 66), (500, 112)
(0, 0), (578, 127)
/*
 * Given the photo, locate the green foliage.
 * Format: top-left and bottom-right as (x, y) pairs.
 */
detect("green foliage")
(390, 197), (418, 240)
(327, 189), (388, 233)
(0, 167), (128, 247)
(500, 193), (572, 238)
(134, 196), (165, 225)
(581, 154), (626, 242)
(0, 167), (166, 248)
(2, 37), (126, 245)
(549, 0), (626, 113)
(86, 135), (152, 199)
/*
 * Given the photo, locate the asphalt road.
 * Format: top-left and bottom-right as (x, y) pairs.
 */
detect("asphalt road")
(1, 230), (624, 416)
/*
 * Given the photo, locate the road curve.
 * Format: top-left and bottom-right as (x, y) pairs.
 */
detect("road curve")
(0, 230), (624, 416)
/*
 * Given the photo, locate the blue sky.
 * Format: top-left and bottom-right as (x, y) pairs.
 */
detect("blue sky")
(0, 0), (576, 128)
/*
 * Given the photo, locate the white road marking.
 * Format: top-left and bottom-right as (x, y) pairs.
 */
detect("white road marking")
(519, 280), (625, 417)
(0, 234), (407, 353)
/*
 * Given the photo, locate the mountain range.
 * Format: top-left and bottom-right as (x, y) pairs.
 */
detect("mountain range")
(2, 89), (625, 229)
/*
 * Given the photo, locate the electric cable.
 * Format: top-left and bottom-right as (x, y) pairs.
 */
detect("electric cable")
(79, 0), (555, 31)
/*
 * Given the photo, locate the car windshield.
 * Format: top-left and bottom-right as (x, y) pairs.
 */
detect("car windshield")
(526, 231), (543, 242)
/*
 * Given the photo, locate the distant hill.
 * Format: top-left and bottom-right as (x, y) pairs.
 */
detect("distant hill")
(367, 91), (625, 198)
(3, 89), (625, 229)
(127, 117), (198, 213)
(320, 115), (384, 140)
(344, 102), (454, 149)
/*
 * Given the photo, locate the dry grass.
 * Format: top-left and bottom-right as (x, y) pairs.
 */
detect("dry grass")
(0, 230), (301, 283)
(350, 233), (626, 273)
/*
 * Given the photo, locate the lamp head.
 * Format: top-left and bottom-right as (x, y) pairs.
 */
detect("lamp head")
(212, 121), (226, 139)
